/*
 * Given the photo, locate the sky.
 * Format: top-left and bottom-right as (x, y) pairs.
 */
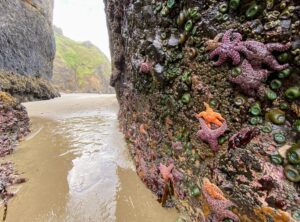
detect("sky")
(53, 0), (111, 59)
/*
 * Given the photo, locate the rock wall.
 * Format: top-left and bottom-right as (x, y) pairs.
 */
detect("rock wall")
(0, 0), (55, 79)
(105, 0), (300, 221)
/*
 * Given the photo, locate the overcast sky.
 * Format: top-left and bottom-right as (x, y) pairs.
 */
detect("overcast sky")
(53, 0), (111, 59)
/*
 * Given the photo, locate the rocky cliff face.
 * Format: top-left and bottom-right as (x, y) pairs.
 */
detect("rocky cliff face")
(0, 0), (58, 101)
(105, 0), (300, 221)
(0, 0), (57, 203)
(0, 0), (55, 78)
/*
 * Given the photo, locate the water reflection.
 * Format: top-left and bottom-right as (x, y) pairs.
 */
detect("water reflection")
(59, 112), (129, 221)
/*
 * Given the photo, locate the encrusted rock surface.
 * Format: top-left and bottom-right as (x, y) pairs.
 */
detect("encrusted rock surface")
(105, 0), (300, 221)
(0, 91), (30, 157)
(0, 70), (59, 102)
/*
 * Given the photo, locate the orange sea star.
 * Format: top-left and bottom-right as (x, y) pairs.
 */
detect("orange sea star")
(203, 178), (226, 201)
(196, 102), (225, 128)
(254, 207), (296, 222)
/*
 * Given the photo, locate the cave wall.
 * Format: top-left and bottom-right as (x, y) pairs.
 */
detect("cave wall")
(0, 0), (55, 79)
(105, 0), (300, 221)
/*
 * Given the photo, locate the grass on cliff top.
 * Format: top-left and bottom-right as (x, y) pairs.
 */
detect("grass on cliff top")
(55, 32), (111, 85)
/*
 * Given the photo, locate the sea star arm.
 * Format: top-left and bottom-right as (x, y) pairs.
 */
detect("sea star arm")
(207, 122), (212, 128)
(216, 210), (240, 222)
(234, 44), (256, 59)
(199, 118), (210, 131)
(215, 113), (225, 121)
(196, 111), (205, 119)
(215, 121), (227, 137)
(265, 56), (289, 71)
(232, 32), (242, 43)
(222, 29), (233, 44)
(228, 74), (239, 83)
(209, 48), (221, 59)
(214, 53), (227, 66)
(258, 69), (270, 80)
(228, 50), (241, 65)
(213, 33), (223, 42)
(266, 42), (291, 52)
(212, 119), (223, 127)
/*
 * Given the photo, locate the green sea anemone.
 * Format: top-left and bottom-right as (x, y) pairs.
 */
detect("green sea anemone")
(181, 93), (191, 104)
(273, 133), (286, 144)
(287, 144), (300, 164)
(219, 3), (228, 13)
(249, 116), (262, 125)
(270, 154), (283, 165)
(189, 7), (199, 18)
(270, 79), (282, 90)
(285, 86), (300, 100)
(261, 123), (272, 133)
(185, 20), (193, 32)
(265, 89), (277, 101)
(284, 165), (300, 182)
(246, 4), (259, 18)
(218, 136), (228, 145)
(266, 109), (286, 125)
(167, 0), (175, 9)
(232, 67), (241, 77)
(229, 0), (240, 10)
(294, 120), (300, 133)
(249, 103), (261, 116)
(278, 68), (291, 79)
(278, 52), (289, 63)
(222, 14), (229, 21)
(209, 99), (217, 108)
(191, 186), (200, 197)
(279, 102), (289, 110)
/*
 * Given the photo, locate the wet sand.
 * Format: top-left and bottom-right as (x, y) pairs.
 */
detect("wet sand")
(3, 94), (179, 222)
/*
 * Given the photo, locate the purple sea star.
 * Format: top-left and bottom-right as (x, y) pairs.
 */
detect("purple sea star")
(197, 118), (227, 152)
(228, 59), (270, 96)
(207, 29), (242, 66)
(235, 40), (291, 71)
(207, 29), (291, 71)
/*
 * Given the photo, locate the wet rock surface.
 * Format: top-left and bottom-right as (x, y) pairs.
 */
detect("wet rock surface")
(0, 91), (29, 215)
(0, 91), (30, 157)
(105, 0), (300, 221)
(0, 0), (55, 79)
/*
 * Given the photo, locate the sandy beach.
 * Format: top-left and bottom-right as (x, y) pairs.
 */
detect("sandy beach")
(3, 94), (178, 222)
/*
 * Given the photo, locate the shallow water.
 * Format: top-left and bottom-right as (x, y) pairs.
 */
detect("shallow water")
(3, 94), (178, 222)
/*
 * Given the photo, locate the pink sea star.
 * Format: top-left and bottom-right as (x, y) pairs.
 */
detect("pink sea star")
(228, 59), (270, 96)
(159, 163), (174, 182)
(197, 118), (227, 152)
(139, 59), (152, 74)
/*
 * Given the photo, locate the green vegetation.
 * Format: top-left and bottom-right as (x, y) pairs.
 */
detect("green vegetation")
(54, 31), (111, 87)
